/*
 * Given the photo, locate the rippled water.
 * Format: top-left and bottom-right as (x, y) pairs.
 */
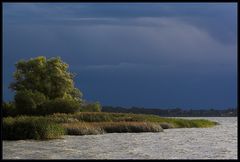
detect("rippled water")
(3, 117), (237, 159)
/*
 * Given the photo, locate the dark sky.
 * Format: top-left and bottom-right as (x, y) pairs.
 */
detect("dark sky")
(3, 3), (237, 109)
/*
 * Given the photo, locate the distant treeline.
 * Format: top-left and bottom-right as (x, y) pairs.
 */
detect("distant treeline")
(102, 106), (237, 117)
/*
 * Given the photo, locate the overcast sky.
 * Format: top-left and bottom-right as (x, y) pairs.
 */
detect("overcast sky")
(3, 3), (237, 109)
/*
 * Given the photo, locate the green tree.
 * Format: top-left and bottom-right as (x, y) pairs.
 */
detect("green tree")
(14, 90), (47, 115)
(38, 98), (81, 115)
(10, 56), (82, 102)
(9, 56), (83, 115)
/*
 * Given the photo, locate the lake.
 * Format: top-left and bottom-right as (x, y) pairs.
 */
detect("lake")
(3, 117), (237, 159)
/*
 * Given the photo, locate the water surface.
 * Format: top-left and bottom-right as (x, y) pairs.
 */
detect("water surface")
(3, 117), (237, 159)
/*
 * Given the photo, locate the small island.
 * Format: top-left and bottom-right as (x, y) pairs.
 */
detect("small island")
(3, 56), (218, 140)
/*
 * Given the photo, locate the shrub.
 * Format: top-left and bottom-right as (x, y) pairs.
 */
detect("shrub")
(14, 90), (47, 115)
(80, 102), (101, 112)
(2, 102), (17, 117)
(3, 116), (65, 140)
(38, 98), (80, 115)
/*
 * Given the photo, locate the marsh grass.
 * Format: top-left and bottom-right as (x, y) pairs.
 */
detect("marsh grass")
(3, 112), (218, 140)
(49, 112), (218, 128)
(63, 121), (163, 135)
(93, 122), (163, 133)
(3, 116), (65, 140)
(62, 122), (104, 135)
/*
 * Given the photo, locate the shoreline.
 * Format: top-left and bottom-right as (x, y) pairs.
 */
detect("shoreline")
(3, 117), (237, 159)
(3, 112), (219, 140)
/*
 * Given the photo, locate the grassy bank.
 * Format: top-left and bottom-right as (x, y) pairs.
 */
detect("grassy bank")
(3, 116), (65, 140)
(48, 112), (219, 128)
(3, 112), (218, 140)
(63, 121), (163, 135)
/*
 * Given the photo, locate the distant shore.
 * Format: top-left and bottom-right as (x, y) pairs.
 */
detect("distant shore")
(102, 106), (237, 117)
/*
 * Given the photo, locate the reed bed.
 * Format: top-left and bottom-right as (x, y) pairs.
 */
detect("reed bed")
(62, 121), (163, 135)
(49, 112), (218, 128)
(3, 116), (65, 140)
(3, 112), (218, 140)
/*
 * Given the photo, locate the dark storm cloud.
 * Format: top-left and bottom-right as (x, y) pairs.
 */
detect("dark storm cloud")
(3, 3), (237, 108)
(4, 3), (236, 45)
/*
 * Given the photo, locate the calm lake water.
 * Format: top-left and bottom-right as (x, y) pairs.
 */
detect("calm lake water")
(3, 117), (237, 159)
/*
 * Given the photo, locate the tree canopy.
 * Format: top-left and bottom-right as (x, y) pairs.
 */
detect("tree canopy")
(7, 56), (83, 115)
(10, 56), (82, 102)
(3, 56), (102, 116)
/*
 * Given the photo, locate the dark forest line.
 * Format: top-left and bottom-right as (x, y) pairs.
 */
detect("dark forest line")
(102, 106), (237, 117)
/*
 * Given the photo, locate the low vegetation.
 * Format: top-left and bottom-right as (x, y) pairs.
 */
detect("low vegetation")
(2, 112), (218, 140)
(62, 122), (104, 135)
(3, 116), (65, 140)
(63, 121), (162, 135)
(47, 112), (218, 128)
(96, 122), (163, 133)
